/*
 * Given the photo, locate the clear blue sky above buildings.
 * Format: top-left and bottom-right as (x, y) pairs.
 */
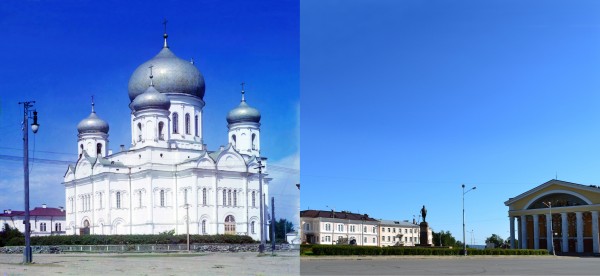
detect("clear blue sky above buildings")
(0, 1), (299, 222)
(301, 0), (600, 244)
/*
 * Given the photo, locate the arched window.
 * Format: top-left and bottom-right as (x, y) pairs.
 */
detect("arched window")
(158, 121), (165, 140)
(83, 220), (90, 228)
(202, 220), (207, 234)
(137, 122), (142, 141)
(227, 190), (232, 206)
(233, 190), (237, 207)
(185, 113), (191, 134)
(251, 133), (256, 150)
(184, 189), (188, 205)
(202, 188), (207, 206)
(172, 113), (179, 134)
(138, 190), (143, 208)
(96, 143), (102, 155)
(194, 115), (199, 137)
(252, 191), (256, 207)
(251, 221), (255, 234)
(116, 192), (121, 209)
(224, 215), (235, 235)
(223, 190), (227, 206)
(160, 190), (165, 207)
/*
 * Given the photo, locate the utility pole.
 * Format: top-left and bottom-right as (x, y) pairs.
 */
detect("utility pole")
(271, 197), (276, 255)
(19, 101), (39, 264)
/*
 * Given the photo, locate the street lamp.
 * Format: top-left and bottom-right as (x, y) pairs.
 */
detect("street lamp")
(256, 159), (266, 253)
(183, 204), (191, 252)
(542, 201), (555, 256)
(18, 101), (39, 264)
(462, 184), (476, 256)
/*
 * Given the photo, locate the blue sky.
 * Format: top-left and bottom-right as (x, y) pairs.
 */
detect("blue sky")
(0, 1), (299, 224)
(301, 0), (600, 245)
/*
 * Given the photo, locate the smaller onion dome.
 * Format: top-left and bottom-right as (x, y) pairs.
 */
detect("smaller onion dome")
(77, 100), (109, 134)
(131, 73), (171, 111)
(226, 88), (261, 124)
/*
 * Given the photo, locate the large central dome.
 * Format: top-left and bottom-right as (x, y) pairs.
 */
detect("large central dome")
(128, 44), (205, 101)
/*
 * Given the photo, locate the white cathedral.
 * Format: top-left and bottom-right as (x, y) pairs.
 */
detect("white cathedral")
(63, 30), (269, 240)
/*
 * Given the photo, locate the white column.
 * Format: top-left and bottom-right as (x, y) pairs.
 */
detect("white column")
(509, 216), (515, 249)
(592, 211), (599, 254)
(576, 212), (583, 253)
(520, 215), (528, 249)
(545, 213), (553, 253)
(533, 215), (539, 249)
(561, 213), (568, 253)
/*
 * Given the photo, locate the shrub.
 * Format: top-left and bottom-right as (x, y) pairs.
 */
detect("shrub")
(25, 234), (256, 246)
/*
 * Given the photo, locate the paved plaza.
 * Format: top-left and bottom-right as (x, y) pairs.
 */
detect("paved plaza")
(0, 251), (299, 275)
(301, 255), (600, 275)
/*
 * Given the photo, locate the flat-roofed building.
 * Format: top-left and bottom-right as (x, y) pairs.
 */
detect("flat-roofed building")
(300, 210), (379, 246)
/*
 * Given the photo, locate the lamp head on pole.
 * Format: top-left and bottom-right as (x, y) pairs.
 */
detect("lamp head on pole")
(31, 111), (39, 133)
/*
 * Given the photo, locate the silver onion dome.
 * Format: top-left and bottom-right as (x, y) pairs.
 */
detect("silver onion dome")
(128, 46), (205, 101)
(227, 91), (261, 124)
(131, 85), (171, 111)
(77, 104), (109, 134)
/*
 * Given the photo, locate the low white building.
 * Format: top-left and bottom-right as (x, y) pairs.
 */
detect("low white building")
(300, 210), (379, 246)
(379, 220), (421, 247)
(0, 205), (66, 236)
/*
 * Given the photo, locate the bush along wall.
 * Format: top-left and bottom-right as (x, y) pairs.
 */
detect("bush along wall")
(310, 245), (549, 256)
(2, 234), (256, 246)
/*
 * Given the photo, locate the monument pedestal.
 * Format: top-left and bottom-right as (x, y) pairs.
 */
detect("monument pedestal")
(419, 222), (431, 246)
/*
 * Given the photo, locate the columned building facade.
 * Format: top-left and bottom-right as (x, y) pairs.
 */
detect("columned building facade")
(505, 179), (600, 254)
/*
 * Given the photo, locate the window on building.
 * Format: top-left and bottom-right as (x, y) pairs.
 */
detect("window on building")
(251, 221), (255, 234)
(388, 236), (390, 242)
(363, 226), (367, 232)
(116, 192), (121, 209)
(381, 236), (384, 242)
(337, 224), (343, 232)
(304, 223), (310, 231)
(382, 227), (385, 232)
(185, 113), (191, 134)
(98, 193), (103, 209)
(233, 190), (237, 207)
(194, 115), (199, 137)
(405, 237), (408, 242)
(224, 215), (235, 235)
(223, 190), (227, 206)
(372, 227), (376, 233)
(405, 229), (407, 234)
(251, 133), (256, 150)
(172, 113), (179, 133)
(393, 228), (396, 233)
(55, 223), (61, 232)
(325, 223), (330, 231)
(202, 220), (207, 234)
(96, 143), (102, 155)
(160, 190), (165, 207)
(202, 188), (207, 206)
(232, 134), (236, 147)
(364, 237), (367, 243)
(40, 222), (46, 232)
(252, 191), (256, 207)
(373, 237), (376, 243)
(227, 190), (232, 206)
(158, 121), (165, 140)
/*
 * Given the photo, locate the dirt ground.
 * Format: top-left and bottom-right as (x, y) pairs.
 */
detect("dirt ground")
(0, 251), (299, 276)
